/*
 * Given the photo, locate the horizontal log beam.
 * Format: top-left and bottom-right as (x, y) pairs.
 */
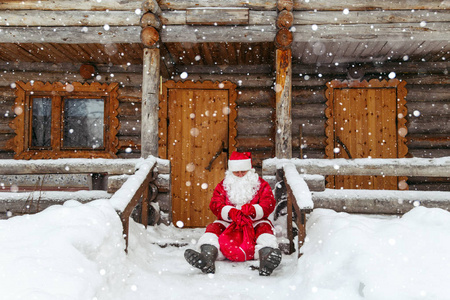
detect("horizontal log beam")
(158, 0), (449, 11)
(161, 22), (449, 43)
(0, 21), (447, 44)
(0, 11), (140, 26)
(0, 0), (142, 10)
(0, 26), (141, 43)
(312, 189), (450, 214)
(0, 191), (112, 214)
(161, 25), (275, 43)
(6, 9), (445, 27)
(0, 158), (142, 175)
(263, 157), (450, 177)
(5, 0), (444, 11)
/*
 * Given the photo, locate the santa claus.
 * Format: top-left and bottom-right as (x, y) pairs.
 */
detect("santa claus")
(184, 151), (282, 276)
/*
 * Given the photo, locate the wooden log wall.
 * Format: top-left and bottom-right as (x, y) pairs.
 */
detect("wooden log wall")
(0, 66), (448, 190)
(176, 63), (449, 191)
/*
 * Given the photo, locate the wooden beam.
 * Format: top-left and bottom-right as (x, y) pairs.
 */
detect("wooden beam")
(160, 22), (449, 43)
(0, 11), (140, 26)
(0, 26), (141, 43)
(1, 21), (447, 44)
(0, 0), (142, 10)
(275, 48), (293, 158)
(157, 0), (448, 10)
(161, 9), (450, 26)
(141, 48), (160, 158)
(0, 0), (447, 12)
(2, 9), (446, 28)
(160, 25), (275, 43)
(262, 157), (450, 177)
(0, 158), (142, 175)
(291, 23), (450, 42)
(186, 7), (249, 25)
(312, 189), (450, 214)
(292, 10), (450, 25)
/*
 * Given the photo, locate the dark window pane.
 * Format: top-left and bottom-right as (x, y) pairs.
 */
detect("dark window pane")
(31, 97), (52, 148)
(63, 98), (104, 148)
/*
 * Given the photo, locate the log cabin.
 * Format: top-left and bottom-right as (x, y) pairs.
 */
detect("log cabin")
(0, 0), (448, 228)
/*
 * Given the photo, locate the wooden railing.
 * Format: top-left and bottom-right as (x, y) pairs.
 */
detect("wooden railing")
(0, 157), (163, 252)
(282, 163), (313, 257)
(109, 158), (158, 252)
(263, 157), (450, 256)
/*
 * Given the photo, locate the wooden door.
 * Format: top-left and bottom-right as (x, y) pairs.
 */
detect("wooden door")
(325, 79), (408, 189)
(159, 81), (237, 227)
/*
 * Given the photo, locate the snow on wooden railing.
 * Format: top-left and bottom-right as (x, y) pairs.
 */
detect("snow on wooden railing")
(0, 158), (141, 175)
(108, 157), (160, 252)
(0, 158), (145, 217)
(264, 157), (450, 215)
(264, 157), (450, 256)
(263, 157), (450, 177)
(0, 157), (164, 252)
(283, 163), (313, 210)
(281, 163), (313, 257)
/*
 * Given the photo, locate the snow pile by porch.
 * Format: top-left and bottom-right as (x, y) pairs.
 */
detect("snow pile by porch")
(1, 200), (450, 299)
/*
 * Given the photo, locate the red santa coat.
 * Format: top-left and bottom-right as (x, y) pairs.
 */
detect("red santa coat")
(205, 177), (276, 261)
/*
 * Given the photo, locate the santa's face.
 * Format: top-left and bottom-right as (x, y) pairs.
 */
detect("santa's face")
(232, 170), (248, 178)
(223, 169), (260, 206)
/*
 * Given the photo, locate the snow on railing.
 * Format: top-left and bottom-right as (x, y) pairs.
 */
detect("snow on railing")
(282, 163), (313, 210)
(0, 158), (143, 175)
(263, 157), (450, 177)
(280, 163), (314, 257)
(109, 157), (157, 213)
(107, 156), (160, 252)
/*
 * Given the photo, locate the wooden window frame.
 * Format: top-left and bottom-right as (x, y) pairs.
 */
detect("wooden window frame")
(10, 81), (120, 159)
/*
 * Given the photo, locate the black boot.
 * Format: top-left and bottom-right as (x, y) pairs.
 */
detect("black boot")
(184, 244), (218, 274)
(259, 247), (282, 276)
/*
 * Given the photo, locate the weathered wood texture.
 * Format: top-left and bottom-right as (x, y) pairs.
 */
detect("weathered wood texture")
(275, 48), (293, 158)
(184, 65), (449, 190)
(0, 62), (448, 187)
(0, 0), (446, 11)
(141, 48), (160, 157)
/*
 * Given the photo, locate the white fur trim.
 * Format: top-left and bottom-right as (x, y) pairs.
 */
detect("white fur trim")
(197, 232), (220, 249)
(221, 205), (234, 222)
(197, 232), (225, 260)
(254, 233), (279, 259)
(253, 219), (274, 229)
(251, 204), (264, 221)
(228, 158), (252, 171)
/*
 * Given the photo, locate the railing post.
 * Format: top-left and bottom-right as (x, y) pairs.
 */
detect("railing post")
(141, 184), (150, 229)
(281, 168), (296, 255)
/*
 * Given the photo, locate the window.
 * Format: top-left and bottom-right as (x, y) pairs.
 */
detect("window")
(11, 81), (120, 159)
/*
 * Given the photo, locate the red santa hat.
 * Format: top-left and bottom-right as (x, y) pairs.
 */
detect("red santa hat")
(228, 151), (252, 172)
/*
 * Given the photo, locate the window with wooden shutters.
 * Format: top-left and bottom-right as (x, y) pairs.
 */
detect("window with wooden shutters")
(10, 81), (120, 159)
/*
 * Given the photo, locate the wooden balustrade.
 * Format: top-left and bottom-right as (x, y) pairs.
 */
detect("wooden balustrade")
(0, 157), (160, 252)
(266, 157), (450, 257)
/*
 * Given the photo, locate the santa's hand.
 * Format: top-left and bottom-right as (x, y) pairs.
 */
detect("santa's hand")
(228, 208), (244, 223)
(241, 204), (256, 218)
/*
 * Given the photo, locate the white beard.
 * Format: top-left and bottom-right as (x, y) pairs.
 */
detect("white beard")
(223, 169), (260, 207)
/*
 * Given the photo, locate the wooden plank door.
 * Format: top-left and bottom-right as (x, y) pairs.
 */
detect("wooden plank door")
(159, 81), (237, 227)
(325, 79), (408, 189)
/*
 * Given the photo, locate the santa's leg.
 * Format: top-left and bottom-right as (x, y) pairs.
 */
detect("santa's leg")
(254, 222), (282, 276)
(258, 247), (282, 276)
(184, 244), (218, 274)
(184, 222), (226, 274)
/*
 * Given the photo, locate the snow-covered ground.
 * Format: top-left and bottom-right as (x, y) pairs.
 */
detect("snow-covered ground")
(1, 199), (449, 300)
